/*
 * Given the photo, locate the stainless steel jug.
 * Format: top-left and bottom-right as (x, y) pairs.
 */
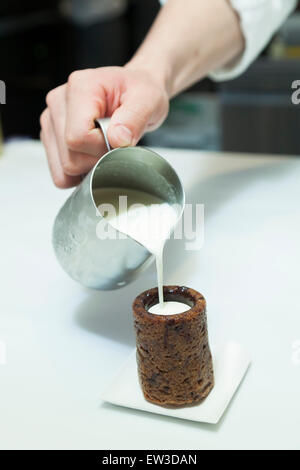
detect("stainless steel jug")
(52, 120), (185, 290)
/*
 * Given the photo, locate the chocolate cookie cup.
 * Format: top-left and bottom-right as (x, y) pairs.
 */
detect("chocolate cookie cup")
(132, 286), (214, 407)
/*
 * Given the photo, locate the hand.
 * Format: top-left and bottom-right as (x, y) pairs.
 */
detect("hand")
(40, 66), (169, 188)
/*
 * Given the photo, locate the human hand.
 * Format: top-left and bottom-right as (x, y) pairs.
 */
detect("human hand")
(40, 66), (169, 188)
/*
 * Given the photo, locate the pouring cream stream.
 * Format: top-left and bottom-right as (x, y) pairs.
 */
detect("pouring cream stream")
(93, 187), (189, 314)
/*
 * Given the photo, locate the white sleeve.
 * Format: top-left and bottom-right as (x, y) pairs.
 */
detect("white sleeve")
(210, 0), (297, 81)
(159, 0), (297, 82)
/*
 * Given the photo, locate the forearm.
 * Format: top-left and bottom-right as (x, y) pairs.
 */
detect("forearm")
(126, 0), (244, 97)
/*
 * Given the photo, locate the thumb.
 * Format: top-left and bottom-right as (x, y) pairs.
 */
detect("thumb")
(107, 90), (154, 149)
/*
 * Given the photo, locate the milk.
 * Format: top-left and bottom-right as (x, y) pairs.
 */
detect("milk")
(148, 301), (190, 315)
(93, 187), (178, 307)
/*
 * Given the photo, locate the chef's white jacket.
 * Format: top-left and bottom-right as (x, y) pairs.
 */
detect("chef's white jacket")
(160, 0), (297, 80)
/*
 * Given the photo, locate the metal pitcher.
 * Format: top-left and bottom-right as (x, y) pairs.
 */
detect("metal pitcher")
(52, 119), (185, 290)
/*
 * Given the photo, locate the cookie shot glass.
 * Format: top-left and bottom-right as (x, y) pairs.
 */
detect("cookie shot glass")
(132, 285), (214, 407)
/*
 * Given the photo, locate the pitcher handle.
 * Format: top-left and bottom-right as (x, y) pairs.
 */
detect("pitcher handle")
(95, 118), (111, 152)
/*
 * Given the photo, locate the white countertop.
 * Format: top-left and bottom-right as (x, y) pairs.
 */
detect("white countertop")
(0, 141), (299, 450)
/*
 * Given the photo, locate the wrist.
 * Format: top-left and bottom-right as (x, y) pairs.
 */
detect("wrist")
(125, 53), (173, 98)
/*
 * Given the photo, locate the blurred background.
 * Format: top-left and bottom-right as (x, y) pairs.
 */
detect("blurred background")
(1, 0), (300, 155)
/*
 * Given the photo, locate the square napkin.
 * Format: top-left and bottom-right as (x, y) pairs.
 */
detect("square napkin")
(101, 341), (251, 424)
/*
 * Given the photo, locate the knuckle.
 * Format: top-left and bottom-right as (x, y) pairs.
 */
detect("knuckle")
(65, 131), (84, 151)
(45, 89), (57, 107)
(67, 70), (83, 87)
(39, 109), (48, 128)
(130, 106), (150, 128)
(67, 69), (94, 93)
(46, 84), (65, 107)
(61, 159), (79, 176)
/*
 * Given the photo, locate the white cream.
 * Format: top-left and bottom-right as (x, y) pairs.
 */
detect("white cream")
(148, 301), (190, 315)
(93, 187), (178, 307)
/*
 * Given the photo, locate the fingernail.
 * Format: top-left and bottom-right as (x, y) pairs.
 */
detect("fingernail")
(112, 125), (133, 147)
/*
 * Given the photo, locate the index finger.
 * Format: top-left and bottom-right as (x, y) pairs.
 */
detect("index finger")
(64, 70), (108, 156)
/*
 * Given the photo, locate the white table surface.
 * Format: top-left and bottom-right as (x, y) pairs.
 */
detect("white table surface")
(0, 140), (300, 450)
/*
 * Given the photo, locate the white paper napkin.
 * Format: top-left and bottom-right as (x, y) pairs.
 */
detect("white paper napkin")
(101, 341), (251, 424)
